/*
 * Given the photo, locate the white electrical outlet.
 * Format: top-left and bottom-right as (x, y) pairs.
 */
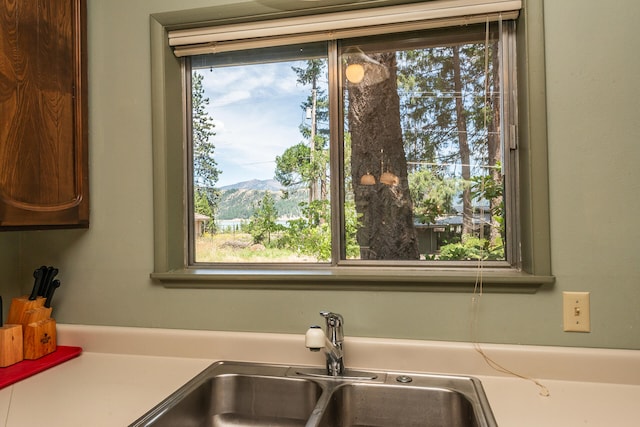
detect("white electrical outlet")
(563, 291), (591, 332)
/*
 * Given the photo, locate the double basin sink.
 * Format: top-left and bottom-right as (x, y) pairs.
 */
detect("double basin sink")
(130, 361), (497, 427)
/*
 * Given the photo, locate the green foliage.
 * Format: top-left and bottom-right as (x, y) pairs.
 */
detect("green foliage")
(437, 236), (504, 261)
(398, 43), (497, 157)
(292, 59), (330, 141)
(248, 192), (282, 245)
(409, 169), (460, 224)
(470, 169), (504, 218)
(397, 39), (503, 245)
(275, 143), (313, 188)
(194, 188), (216, 234)
(343, 200), (361, 259)
(192, 71), (221, 216)
(275, 200), (359, 261)
(280, 200), (331, 260)
(470, 163), (505, 241)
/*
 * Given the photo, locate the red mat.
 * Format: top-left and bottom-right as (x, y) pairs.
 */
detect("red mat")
(0, 346), (82, 389)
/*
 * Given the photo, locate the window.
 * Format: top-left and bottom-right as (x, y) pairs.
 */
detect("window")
(150, 0), (554, 290)
(187, 42), (330, 263)
(189, 24), (511, 266)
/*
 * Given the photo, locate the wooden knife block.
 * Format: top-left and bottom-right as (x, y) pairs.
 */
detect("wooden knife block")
(7, 296), (45, 325)
(23, 306), (53, 325)
(24, 318), (56, 360)
(6, 296), (56, 360)
(0, 324), (23, 367)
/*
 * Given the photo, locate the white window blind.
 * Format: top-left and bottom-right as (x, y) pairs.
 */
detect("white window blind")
(168, 0), (521, 57)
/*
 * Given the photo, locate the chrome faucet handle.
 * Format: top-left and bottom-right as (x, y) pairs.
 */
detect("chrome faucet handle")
(308, 311), (345, 376)
(320, 311), (343, 324)
(320, 311), (344, 343)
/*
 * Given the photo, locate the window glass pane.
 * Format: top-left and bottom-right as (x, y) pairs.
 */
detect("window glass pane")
(190, 24), (511, 266)
(191, 43), (330, 263)
(342, 25), (506, 261)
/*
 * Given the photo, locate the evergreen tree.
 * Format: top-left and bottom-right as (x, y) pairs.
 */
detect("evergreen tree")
(248, 192), (281, 245)
(192, 71), (221, 221)
(397, 33), (503, 250)
(194, 188), (215, 234)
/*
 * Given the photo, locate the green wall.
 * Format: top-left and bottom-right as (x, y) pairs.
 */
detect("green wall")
(4, 0), (639, 350)
(0, 234), (20, 317)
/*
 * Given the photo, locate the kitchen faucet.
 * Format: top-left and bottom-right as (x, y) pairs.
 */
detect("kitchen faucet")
(305, 311), (344, 376)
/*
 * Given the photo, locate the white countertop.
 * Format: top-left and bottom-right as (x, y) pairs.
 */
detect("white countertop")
(0, 325), (638, 426)
(0, 352), (210, 427)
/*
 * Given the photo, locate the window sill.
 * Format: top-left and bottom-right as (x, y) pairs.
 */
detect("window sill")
(151, 267), (554, 293)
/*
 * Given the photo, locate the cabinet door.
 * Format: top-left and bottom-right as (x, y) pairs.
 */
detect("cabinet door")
(0, 0), (88, 229)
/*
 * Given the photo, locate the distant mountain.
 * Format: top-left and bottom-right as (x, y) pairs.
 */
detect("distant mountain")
(215, 181), (307, 220)
(219, 179), (283, 191)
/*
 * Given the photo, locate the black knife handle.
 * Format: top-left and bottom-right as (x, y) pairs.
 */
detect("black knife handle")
(39, 267), (58, 298)
(29, 267), (46, 300)
(44, 279), (61, 309)
(37, 266), (51, 297)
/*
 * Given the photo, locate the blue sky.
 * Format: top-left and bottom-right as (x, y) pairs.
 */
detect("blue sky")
(198, 62), (314, 187)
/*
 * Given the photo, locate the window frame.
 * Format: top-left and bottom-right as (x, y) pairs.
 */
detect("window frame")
(149, 0), (554, 292)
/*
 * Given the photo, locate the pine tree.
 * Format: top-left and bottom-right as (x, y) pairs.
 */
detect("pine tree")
(249, 192), (280, 245)
(192, 71), (221, 222)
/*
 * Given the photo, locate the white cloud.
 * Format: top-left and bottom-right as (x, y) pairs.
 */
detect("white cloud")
(211, 90), (251, 107)
(196, 60), (325, 187)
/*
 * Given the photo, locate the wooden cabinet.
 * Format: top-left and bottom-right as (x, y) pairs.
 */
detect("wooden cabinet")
(0, 0), (88, 229)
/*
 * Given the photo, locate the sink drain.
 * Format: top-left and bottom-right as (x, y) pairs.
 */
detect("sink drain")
(395, 375), (413, 383)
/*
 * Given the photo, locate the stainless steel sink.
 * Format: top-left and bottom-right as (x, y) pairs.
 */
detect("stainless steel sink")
(130, 361), (497, 427)
(317, 382), (482, 427)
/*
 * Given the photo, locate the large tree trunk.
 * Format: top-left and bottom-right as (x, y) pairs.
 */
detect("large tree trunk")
(452, 46), (473, 240)
(348, 52), (419, 260)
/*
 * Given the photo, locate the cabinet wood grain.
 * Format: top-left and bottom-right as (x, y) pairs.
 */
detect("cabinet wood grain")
(0, 0), (88, 229)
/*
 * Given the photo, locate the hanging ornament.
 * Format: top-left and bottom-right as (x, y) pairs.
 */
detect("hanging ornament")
(380, 171), (399, 186)
(360, 173), (376, 185)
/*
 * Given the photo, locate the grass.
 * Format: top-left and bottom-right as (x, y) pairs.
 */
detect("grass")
(195, 232), (318, 263)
